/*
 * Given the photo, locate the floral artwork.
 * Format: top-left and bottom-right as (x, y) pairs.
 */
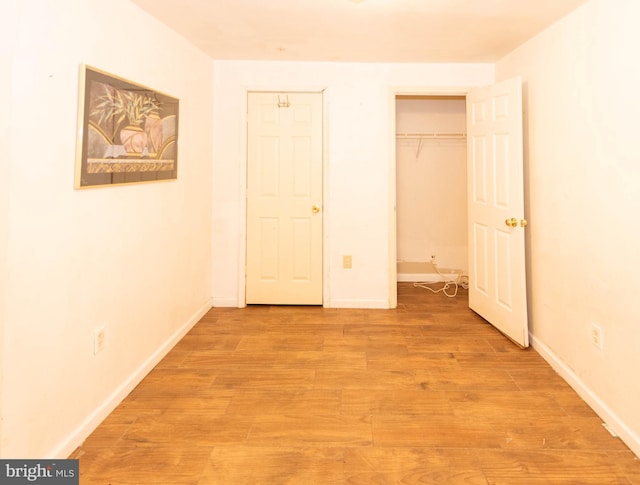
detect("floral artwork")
(75, 65), (179, 188)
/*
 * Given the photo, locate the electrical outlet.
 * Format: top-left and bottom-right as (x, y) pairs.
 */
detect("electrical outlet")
(343, 255), (352, 269)
(94, 326), (106, 355)
(591, 323), (603, 350)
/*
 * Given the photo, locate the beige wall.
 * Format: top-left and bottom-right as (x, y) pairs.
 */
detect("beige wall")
(497, 0), (640, 456)
(396, 97), (467, 272)
(211, 61), (493, 308)
(0, 0), (19, 455)
(1, 0), (214, 457)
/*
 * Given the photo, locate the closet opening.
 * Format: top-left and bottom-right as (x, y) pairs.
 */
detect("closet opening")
(395, 95), (469, 297)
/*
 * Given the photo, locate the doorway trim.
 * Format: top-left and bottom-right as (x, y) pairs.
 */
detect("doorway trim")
(238, 86), (330, 307)
(388, 86), (473, 307)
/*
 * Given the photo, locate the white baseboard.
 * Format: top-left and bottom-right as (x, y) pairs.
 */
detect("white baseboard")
(530, 333), (640, 458)
(397, 272), (460, 283)
(326, 298), (390, 309)
(50, 298), (213, 458)
(214, 296), (390, 309)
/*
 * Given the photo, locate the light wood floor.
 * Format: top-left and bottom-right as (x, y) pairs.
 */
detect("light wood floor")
(72, 283), (640, 484)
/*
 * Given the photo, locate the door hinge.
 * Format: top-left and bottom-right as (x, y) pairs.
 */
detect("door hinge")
(277, 94), (290, 108)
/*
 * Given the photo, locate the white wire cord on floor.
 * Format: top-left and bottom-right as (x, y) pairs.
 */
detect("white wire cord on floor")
(413, 263), (469, 298)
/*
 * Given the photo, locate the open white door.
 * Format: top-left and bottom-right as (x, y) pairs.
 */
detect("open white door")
(466, 76), (528, 347)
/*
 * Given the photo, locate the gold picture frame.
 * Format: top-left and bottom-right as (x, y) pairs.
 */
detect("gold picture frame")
(75, 65), (179, 188)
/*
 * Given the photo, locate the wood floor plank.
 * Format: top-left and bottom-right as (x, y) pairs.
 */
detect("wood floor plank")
(153, 347), (190, 369)
(174, 333), (242, 352)
(446, 390), (570, 418)
(484, 415), (633, 451)
(342, 447), (488, 485)
(340, 389), (454, 416)
(607, 451), (640, 484)
(164, 388), (235, 415)
(269, 350), (368, 370)
(414, 367), (520, 391)
(322, 334), (409, 354)
(78, 413), (138, 450)
(121, 414), (254, 446)
(225, 389), (341, 415)
(235, 334), (324, 351)
(405, 335), (497, 353)
(454, 349), (552, 370)
(213, 367), (317, 389)
(372, 414), (509, 448)
(507, 367), (578, 391)
(78, 446), (211, 485)
(180, 350), (278, 369)
(199, 447), (345, 485)
(72, 283), (638, 484)
(247, 415), (372, 447)
(114, 395), (172, 416)
(137, 368), (218, 392)
(261, 322), (346, 338)
(366, 351), (459, 371)
(543, 387), (600, 418)
(343, 323), (426, 338)
(314, 368), (419, 390)
(374, 414), (631, 451)
(477, 449), (633, 484)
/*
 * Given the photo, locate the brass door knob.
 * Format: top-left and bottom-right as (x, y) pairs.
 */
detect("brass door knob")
(520, 219), (528, 227)
(311, 204), (320, 214)
(505, 218), (518, 227)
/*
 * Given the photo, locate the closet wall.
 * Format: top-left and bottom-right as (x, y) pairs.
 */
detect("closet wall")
(396, 96), (468, 281)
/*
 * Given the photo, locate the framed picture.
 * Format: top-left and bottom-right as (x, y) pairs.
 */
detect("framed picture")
(75, 65), (179, 188)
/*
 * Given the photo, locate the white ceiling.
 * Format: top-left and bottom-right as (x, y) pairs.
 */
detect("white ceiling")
(132, 0), (588, 63)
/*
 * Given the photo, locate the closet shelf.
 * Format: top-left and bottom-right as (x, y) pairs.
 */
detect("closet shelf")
(396, 132), (467, 158)
(396, 132), (466, 139)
